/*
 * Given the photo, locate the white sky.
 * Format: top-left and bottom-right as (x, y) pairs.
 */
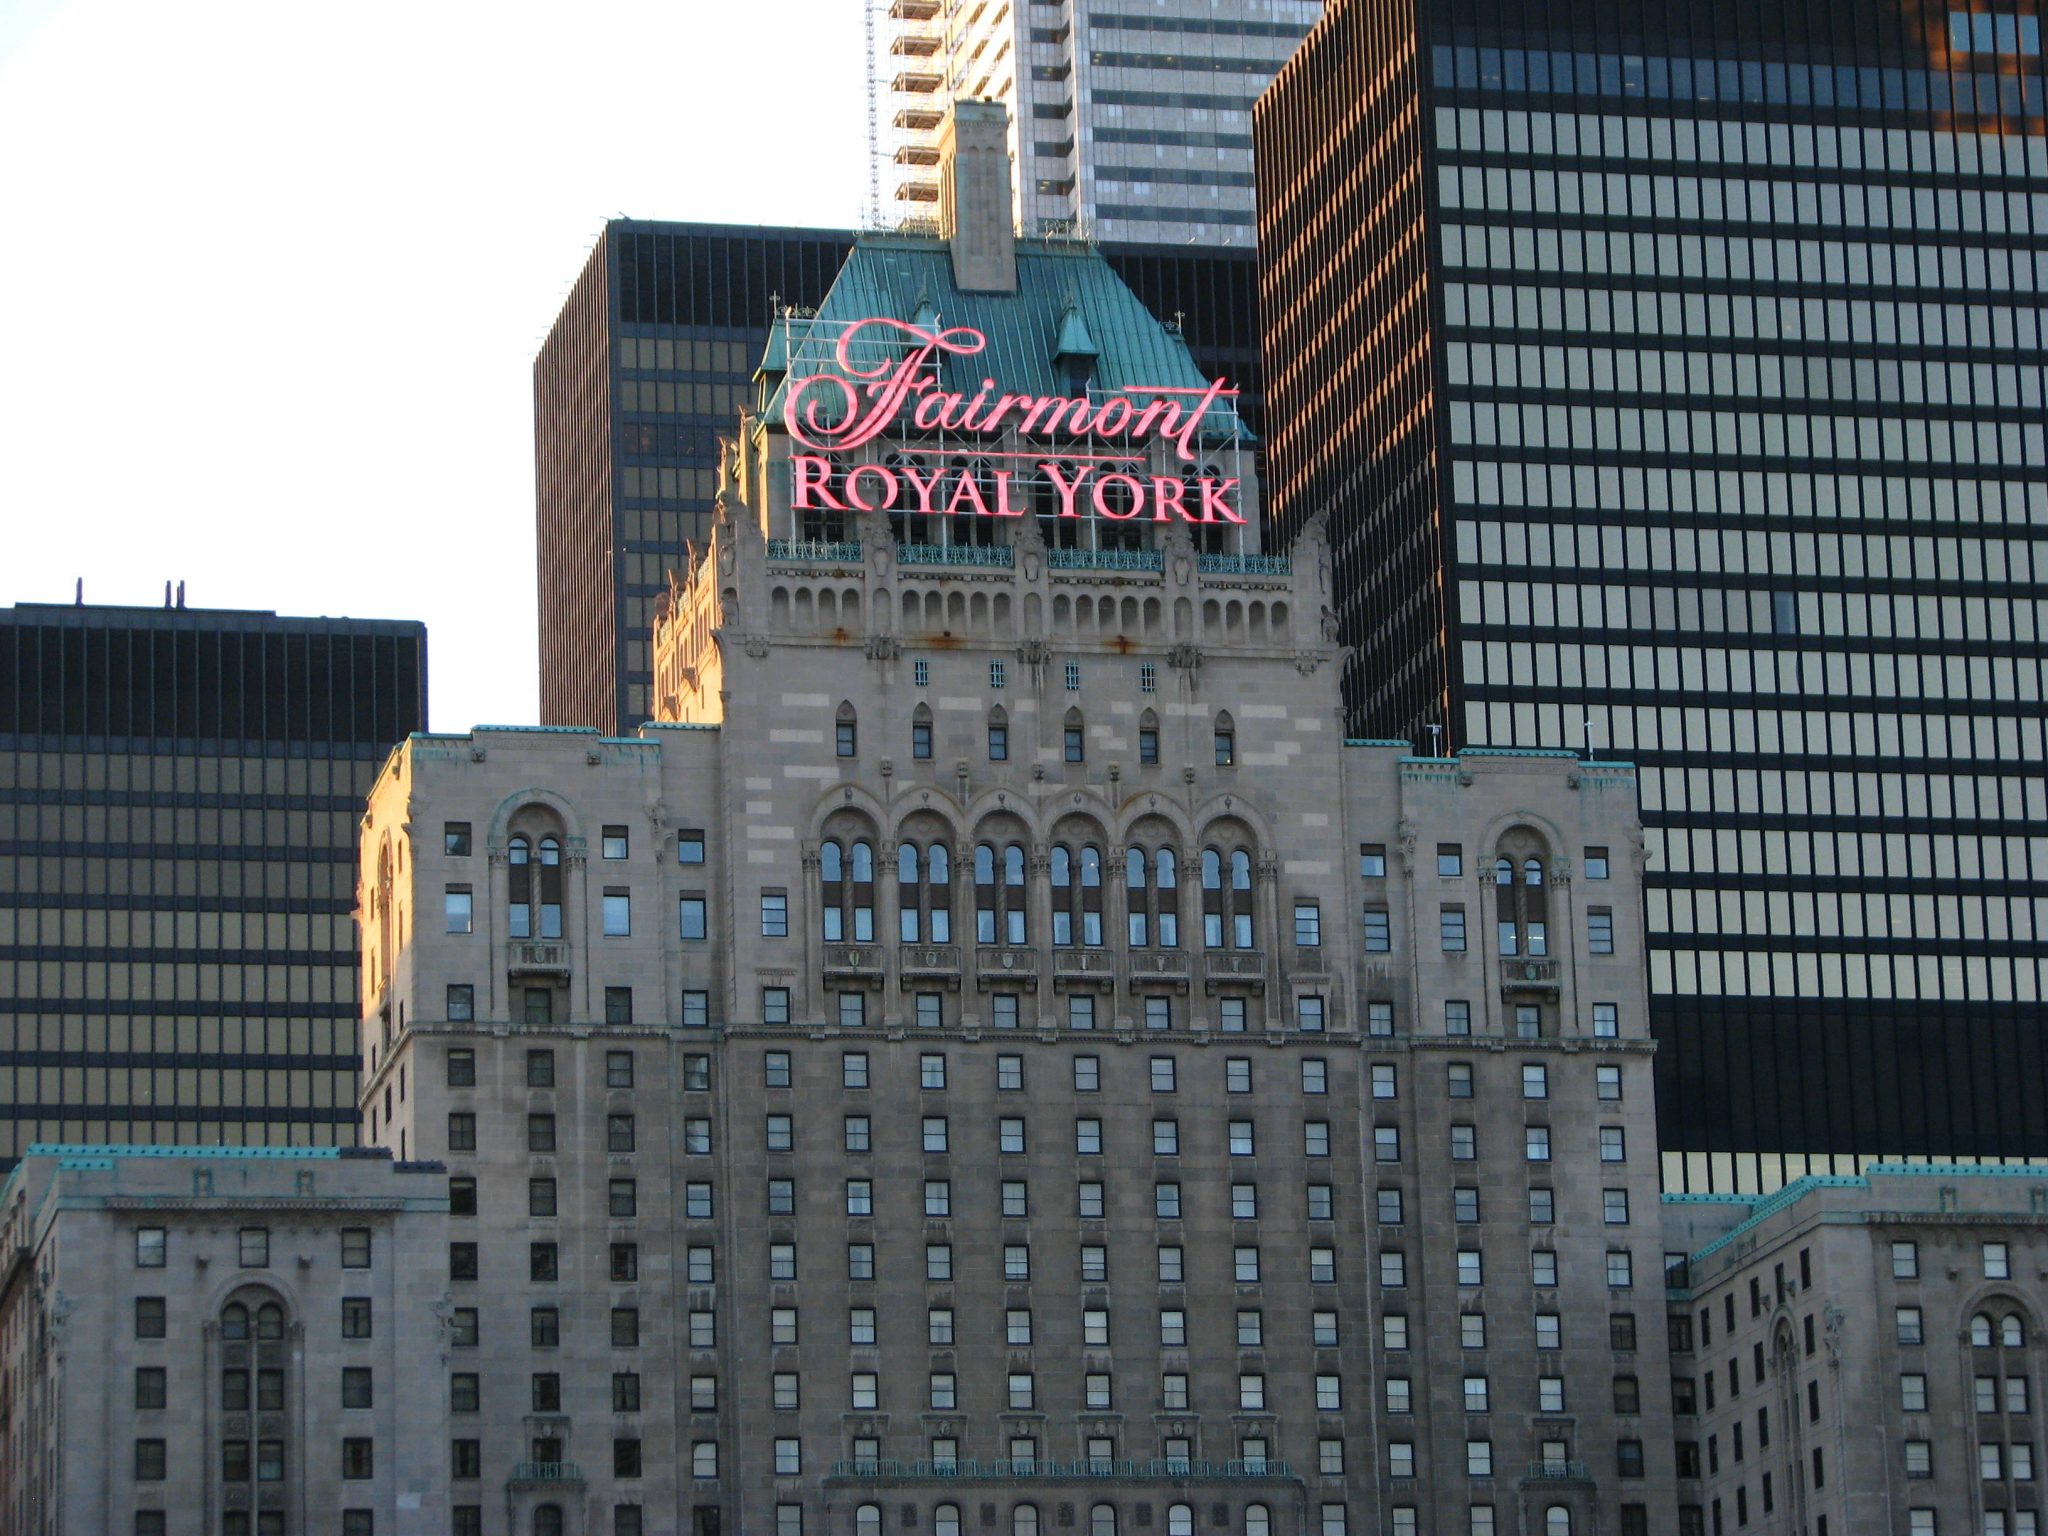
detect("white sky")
(0, 1), (869, 729)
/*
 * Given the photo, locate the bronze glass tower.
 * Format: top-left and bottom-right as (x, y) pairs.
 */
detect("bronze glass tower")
(1258, 0), (2048, 1190)
(0, 601), (426, 1162)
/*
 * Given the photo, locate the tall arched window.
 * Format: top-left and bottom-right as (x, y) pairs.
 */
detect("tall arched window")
(508, 834), (564, 940)
(898, 842), (953, 943)
(1245, 1508), (1270, 1536)
(836, 702), (858, 758)
(218, 1293), (288, 1519)
(1051, 847), (1073, 945)
(1079, 845), (1104, 945)
(1090, 1507), (1119, 1536)
(1126, 846), (1180, 947)
(976, 842), (1028, 944)
(1976, 1313), (1997, 1346)
(534, 1506), (564, 1536)
(375, 842), (394, 991)
(1063, 707), (1086, 764)
(1167, 1505), (1194, 1536)
(1493, 833), (1551, 957)
(820, 839), (877, 942)
(912, 703), (934, 761)
(935, 1506), (963, 1536)
(1546, 1508), (1572, 1536)
(857, 1507), (883, 1536)
(2005, 1314), (2027, 1347)
(1202, 846), (1256, 947)
(1013, 1507), (1040, 1536)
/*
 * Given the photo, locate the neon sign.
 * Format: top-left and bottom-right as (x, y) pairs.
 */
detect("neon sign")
(783, 316), (1244, 524)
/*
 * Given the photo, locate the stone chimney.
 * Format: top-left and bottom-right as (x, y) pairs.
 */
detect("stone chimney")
(938, 100), (1018, 294)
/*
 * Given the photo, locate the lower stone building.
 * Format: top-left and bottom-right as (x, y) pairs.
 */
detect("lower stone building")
(0, 1146), (449, 1536)
(1665, 1166), (2048, 1536)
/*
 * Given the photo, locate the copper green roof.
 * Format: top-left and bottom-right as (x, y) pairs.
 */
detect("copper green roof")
(760, 235), (1251, 442)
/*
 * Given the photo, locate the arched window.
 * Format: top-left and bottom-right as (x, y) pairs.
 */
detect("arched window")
(1202, 845), (1256, 948)
(1064, 708), (1086, 764)
(988, 704), (1010, 762)
(1245, 1508), (1270, 1536)
(1004, 844), (1027, 942)
(1975, 1313), (1996, 1346)
(1126, 845), (1180, 948)
(1079, 844), (1104, 945)
(507, 836), (531, 937)
(912, 703), (934, 761)
(534, 1506), (564, 1536)
(1213, 711), (1236, 767)
(1138, 707), (1161, 765)
(1051, 847), (1073, 946)
(821, 841), (845, 940)
(836, 702), (858, 758)
(857, 1507), (883, 1536)
(936, 1506), (963, 1536)
(1546, 1508), (1572, 1536)
(1090, 1507), (1119, 1536)
(1494, 833), (1551, 959)
(1127, 848), (1150, 946)
(1231, 850), (1254, 947)
(219, 1293), (288, 1510)
(898, 842), (954, 944)
(1168, 1505), (1195, 1536)
(820, 838), (876, 942)
(1013, 1508), (1041, 1536)
(2005, 1315), (2027, 1347)
(509, 832), (564, 940)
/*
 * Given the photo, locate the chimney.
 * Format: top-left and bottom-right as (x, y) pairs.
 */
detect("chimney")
(938, 100), (1017, 294)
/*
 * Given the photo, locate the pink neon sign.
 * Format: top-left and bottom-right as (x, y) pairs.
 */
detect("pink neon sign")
(783, 316), (1244, 524)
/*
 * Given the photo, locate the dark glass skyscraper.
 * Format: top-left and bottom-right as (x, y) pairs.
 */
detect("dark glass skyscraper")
(1258, 0), (2048, 1189)
(0, 601), (426, 1163)
(535, 219), (1264, 734)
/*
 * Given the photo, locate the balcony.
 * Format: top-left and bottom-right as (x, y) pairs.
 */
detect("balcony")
(892, 68), (944, 93)
(510, 1462), (586, 1486)
(1129, 948), (1191, 990)
(975, 946), (1040, 992)
(890, 0), (939, 16)
(899, 943), (962, 985)
(1047, 546), (1163, 573)
(823, 944), (886, 985)
(1203, 950), (1266, 992)
(829, 1457), (1294, 1483)
(1522, 1460), (1593, 1486)
(897, 541), (1014, 568)
(766, 538), (861, 564)
(1196, 552), (1290, 577)
(1501, 956), (1560, 993)
(1053, 949), (1115, 989)
(509, 941), (569, 977)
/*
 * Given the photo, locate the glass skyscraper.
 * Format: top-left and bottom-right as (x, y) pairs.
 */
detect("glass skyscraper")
(1258, 0), (2048, 1190)
(0, 601), (426, 1163)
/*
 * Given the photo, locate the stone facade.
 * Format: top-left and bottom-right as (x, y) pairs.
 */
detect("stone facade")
(0, 1147), (449, 1536)
(1665, 1167), (2048, 1536)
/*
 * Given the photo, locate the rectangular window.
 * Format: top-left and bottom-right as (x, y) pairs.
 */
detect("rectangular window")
(1294, 902), (1321, 946)
(1588, 908), (1615, 953)
(1441, 906), (1467, 951)
(445, 887), (473, 934)
(761, 892), (788, 938)
(602, 889), (631, 936)
(1438, 844), (1463, 877)
(444, 822), (472, 856)
(603, 986), (633, 1024)
(1360, 843), (1386, 877)
(1297, 995), (1325, 1032)
(239, 1228), (269, 1268)
(446, 1048), (475, 1086)
(1594, 1003), (1619, 1037)
(341, 1298), (373, 1339)
(1585, 846), (1610, 879)
(446, 984), (474, 1021)
(340, 1229), (371, 1269)
(1362, 906), (1391, 951)
(677, 829), (705, 864)
(679, 897), (707, 941)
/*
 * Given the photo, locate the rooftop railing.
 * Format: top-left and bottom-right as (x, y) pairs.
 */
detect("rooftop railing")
(1197, 552), (1290, 576)
(896, 542), (1015, 568)
(766, 539), (863, 562)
